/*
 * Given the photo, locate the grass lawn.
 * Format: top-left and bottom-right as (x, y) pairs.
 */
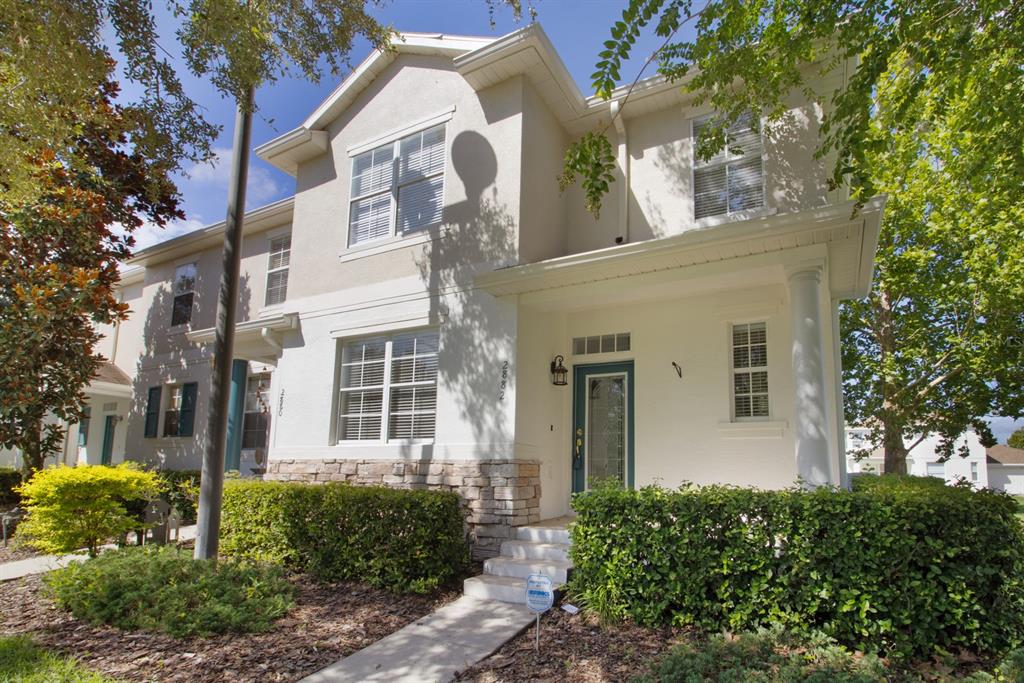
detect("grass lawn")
(0, 636), (115, 683)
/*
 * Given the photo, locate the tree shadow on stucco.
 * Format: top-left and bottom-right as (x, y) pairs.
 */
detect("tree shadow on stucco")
(411, 129), (516, 458)
(127, 272), (252, 470)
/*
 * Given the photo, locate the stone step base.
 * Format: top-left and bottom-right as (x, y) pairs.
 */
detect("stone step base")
(483, 556), (572, 583)
(463, 575), (565, 605)
(515, 525), (571, 545)
(499, 540), (571, 562)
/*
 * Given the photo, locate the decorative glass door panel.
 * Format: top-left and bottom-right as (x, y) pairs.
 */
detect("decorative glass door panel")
(572, 362), (634, 493)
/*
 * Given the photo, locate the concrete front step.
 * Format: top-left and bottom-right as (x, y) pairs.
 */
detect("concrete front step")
(515, 525), (571, 545)
(500, 540), (571, 562)
(463, 574), (565, 604)
(483, 556), (572, 583)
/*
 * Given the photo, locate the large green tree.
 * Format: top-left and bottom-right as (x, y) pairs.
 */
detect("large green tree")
(565, 0), (1024, 473)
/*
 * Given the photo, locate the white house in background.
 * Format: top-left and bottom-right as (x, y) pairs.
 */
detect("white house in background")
(846, 427), (989, 488)
(73, 24), (884, 557)
(986, 445), (1024, 494)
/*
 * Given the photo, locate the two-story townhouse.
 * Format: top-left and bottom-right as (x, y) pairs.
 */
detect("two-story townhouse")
(93, 23), (884, 558)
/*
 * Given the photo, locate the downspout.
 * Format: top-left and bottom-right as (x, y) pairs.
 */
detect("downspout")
(610, 99), (630, 244)
(260, 327), (282, 355)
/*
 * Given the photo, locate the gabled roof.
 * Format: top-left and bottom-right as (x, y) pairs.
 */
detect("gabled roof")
(987, 444), (1024, 465)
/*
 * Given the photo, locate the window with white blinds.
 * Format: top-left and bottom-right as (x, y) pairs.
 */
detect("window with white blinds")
(693, 114), (764, 220)
(348, 124), (446, 246)
(264, 234), (290, 306)
(731, 322), (769, 419)
(337, 330), (439, 442)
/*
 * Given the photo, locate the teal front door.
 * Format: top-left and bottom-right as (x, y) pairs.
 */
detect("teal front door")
(572, 362), (634, 493)
(101, 415), (116, 465)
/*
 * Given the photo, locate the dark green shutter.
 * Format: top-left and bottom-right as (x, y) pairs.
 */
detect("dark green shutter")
(179, 382), (198, 437)
(144, 387), (161, 438)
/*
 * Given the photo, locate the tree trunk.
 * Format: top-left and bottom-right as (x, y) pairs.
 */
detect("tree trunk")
(882, 417), (908, 474)
(877, 287), (908, 475)
(20, 426), (45, 478)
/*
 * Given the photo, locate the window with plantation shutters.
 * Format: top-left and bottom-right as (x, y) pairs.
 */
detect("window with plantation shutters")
(347, 124), (446, 246)
(336, 330), (439, 442)
(731, 322), (769, 420)
(264, 234), (290, 306)
(693, 114), (764, 220)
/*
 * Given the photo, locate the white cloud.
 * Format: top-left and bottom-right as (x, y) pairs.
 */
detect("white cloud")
(988, 416), (1024, 445)
(131, 217), (206, 251)
(185, 147), (284, 208)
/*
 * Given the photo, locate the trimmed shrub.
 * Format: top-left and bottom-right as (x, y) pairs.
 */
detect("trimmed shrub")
(638, 626), (887, 682)
(221, 480), (468, 593)
(850, 473), (950, 492)
(45, 546), (293, 637)
(154, 469), (200, 524)
(0, 467), (21, 507)
(570, 483), (1024, 659)
(16, 463), (161, 556)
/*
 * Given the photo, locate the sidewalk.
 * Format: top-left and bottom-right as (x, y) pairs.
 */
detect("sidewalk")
(0, 525), (197, 582)
(299, 595), (535, 683)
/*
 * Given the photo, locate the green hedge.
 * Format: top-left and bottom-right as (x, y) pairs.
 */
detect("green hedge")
(153, 470), (200, 524)
(570, 483), (1024, 659)
(221, 481), (469, 593)
(0, 467), (21, 507)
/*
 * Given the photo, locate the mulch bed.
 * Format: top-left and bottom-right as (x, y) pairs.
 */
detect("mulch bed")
(0, 542), (42, 563)
(456, 605), (687, 683)
(0, 572), (458, 682)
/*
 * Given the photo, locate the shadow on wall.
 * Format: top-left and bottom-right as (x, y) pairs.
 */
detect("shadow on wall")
(127, 272), (252, 470)
(411, 129), (516, 458)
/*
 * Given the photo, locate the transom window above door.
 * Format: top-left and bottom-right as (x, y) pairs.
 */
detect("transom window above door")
(348, 124), (446, 247)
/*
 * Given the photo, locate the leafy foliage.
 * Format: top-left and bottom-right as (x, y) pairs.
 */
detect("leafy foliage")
(570, 483), (1024, 659)
(15, 463), (161, 557)
(638, 626), (887, 682)
(0, 635), (114, 683)
(0, 467), (20, 507)
(849, 473), (949, 493)
(221, 481), (469, 593)
(153, 469), (201, 524)
(45, 546), (294, 637)
(1008, 429), (1024, 451)
(558, 131), (617, 218)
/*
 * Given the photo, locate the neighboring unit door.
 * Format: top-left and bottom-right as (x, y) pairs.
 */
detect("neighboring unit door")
(101, 416), (116, 466)
(572, 362), (634, 494)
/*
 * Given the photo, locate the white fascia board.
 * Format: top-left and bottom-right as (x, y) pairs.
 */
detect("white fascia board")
(254, 128), (329, 177)
(854, 193), (887, 298)
(186, 312), (298, 345)
(125, 197), (295, 268)
(87, 381), (133, 399)
(475, 197), (887, 296)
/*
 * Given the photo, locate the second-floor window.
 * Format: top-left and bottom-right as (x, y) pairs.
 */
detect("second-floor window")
(265, 234), (290, 306)
(693, 114), (764, 220)
(348, 124), (446, 247)
(171, 262), (197, 326)
(162, 382), (197, 437)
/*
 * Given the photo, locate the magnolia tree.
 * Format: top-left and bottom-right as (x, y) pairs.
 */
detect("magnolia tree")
(565, 0), (1024, 473)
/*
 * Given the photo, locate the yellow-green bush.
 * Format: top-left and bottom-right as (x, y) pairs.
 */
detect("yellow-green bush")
(570, 483), (1024, 659)
(16, 464), (161, 556)
(221, 480), (468, 593)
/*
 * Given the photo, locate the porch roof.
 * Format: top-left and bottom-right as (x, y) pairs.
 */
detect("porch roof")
(186, 312), (299, 366)
(475, 197), (885, 300)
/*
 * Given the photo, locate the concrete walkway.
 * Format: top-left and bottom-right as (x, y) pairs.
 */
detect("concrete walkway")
(0, 525), (197, 582)
(299, 595), (535, 683)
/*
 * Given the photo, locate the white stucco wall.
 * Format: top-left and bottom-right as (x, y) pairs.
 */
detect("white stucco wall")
(988, 465), (1024, 494)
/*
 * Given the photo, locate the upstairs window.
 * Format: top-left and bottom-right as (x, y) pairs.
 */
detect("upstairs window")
(337, 330), (439, 442)
(348, 124), (446, 247)
(265, 234), (290, 306)
(171, 263), (197, 326)
(693, 114), (764, 219)
(731, 322), (769, 420)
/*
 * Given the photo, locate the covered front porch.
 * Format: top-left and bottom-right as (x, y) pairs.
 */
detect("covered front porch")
(478, 199), (884, 518)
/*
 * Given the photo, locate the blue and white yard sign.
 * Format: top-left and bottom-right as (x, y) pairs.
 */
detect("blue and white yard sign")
(526, 574), (554, 613)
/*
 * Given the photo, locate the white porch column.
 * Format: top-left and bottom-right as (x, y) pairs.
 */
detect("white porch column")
(787, 264), (833, 487)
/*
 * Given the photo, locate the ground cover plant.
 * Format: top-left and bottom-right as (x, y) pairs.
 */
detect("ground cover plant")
(44, 546), (293, 637)
(0, 635), (114, 683)
(570, 482), (1024, 659)
(221, 480), (469, 593)
(16, 463), (161, 556)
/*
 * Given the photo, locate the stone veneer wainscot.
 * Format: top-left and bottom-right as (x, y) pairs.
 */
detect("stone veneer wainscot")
(264, 459), (542, 559)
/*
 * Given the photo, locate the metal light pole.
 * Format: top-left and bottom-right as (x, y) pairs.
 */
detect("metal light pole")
(194, 85), (255, 560)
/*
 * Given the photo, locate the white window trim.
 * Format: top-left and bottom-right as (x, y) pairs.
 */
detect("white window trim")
(169, 261), (198, 331)
(344, 121), (448, 251)
(347, 106), (455, 156)
(690, 114), (768, 222)
(334, 330), (439, 445)
(264, 233), (291, 307)
(729, 320), (771, 422)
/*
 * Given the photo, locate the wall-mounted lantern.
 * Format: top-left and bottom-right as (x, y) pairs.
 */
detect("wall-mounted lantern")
(550, 355), (568, 386)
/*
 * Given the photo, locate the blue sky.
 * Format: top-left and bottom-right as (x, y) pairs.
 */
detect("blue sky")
(133, 0), (669, 249)
(121, 0), (1022, 444)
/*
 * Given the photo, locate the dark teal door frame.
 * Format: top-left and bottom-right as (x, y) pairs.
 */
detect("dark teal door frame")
(571, 361), (635, 493)
(101, 415), (116, 465)
(225, 359), (248, 472)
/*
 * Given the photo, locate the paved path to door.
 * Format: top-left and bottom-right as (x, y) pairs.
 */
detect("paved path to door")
(0, 525), (197, 582)
(299, 595), (534, 683)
